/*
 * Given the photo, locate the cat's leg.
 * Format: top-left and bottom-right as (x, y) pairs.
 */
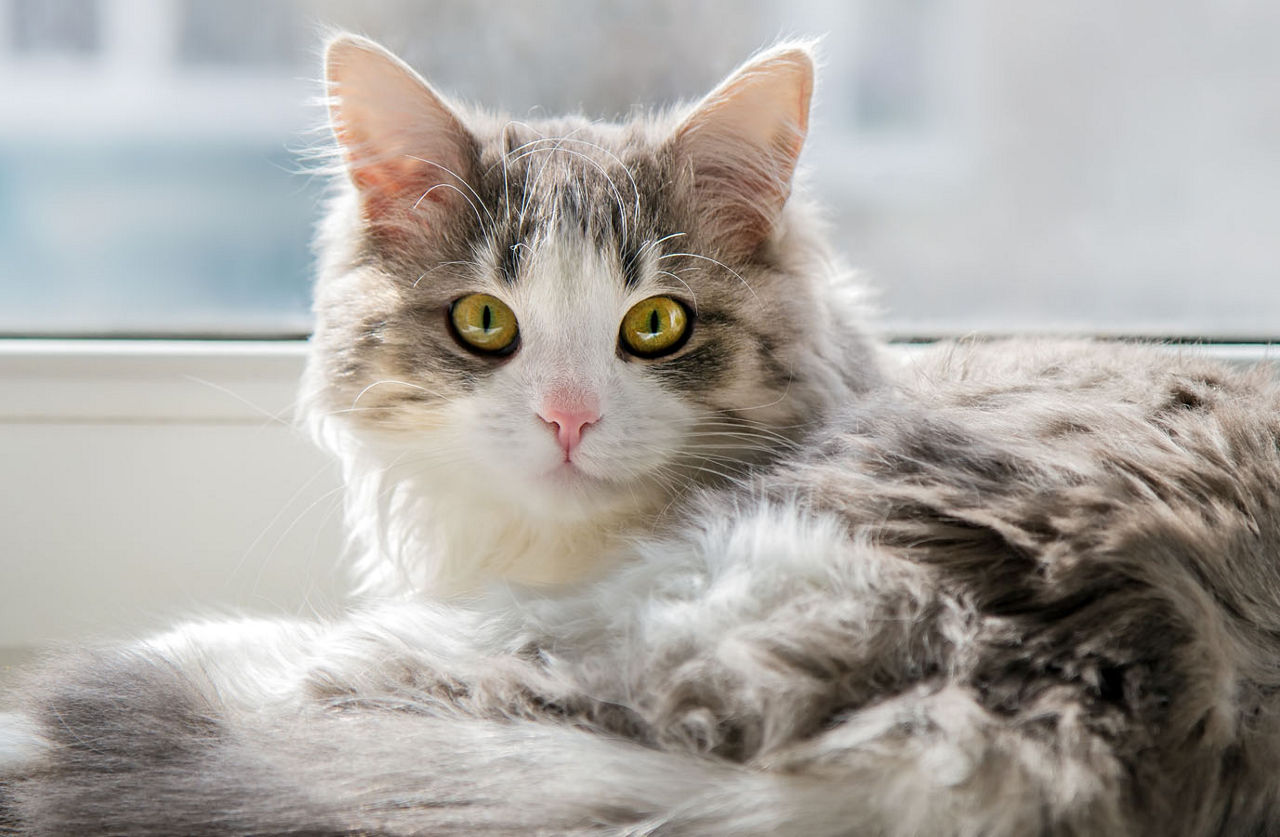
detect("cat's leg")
(633, 683), (1131, 836)
(568, 502), (1138, 835)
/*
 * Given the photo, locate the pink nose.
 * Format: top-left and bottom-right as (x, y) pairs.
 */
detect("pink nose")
(539, 405), (600, 460)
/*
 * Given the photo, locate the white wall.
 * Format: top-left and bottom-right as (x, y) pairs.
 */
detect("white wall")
(0, 341), (346, 653)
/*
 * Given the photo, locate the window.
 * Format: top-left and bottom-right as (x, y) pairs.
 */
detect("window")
(1, 0), (1275, 338)
(9, 0), (100, 56)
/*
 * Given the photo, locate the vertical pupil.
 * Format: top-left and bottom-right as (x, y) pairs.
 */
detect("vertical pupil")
(482, 304), (492, 331)
(648, 309), (660, 334)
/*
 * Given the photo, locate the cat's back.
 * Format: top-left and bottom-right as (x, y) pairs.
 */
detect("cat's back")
(726, 338), (1280, 832)
(771, 338), (1280, 630)
(788, 338), (1280, 511)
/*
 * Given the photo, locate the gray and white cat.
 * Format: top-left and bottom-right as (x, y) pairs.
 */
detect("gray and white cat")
(5, 35), (1280, 836)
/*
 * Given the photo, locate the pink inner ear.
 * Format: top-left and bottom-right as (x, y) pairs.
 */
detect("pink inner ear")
(347, 155), (426, 223)
(355, 155), (440, 206)
(677, 134), (802, 259)
(325, 38), (476, 229)
(673, 48), (813, 258)
(340, 138), (471, 228)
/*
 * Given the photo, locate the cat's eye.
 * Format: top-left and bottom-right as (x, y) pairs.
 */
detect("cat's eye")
(449, 293), (519, 355)
(620, 296), (690, 358)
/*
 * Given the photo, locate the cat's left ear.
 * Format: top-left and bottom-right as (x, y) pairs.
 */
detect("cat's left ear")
(325, 35), (476, 231)
(671, 44), (814, 260)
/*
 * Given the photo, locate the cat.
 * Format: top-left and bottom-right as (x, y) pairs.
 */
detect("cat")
(4, 33), (1280, 836)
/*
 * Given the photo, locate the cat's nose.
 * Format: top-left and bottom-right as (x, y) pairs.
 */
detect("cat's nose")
(538, 405), (600, 460)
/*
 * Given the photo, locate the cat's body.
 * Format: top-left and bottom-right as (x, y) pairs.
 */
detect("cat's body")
(4, 37), (1280, 836)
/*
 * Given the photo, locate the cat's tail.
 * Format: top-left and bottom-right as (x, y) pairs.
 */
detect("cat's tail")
(1, 646), (1132, 836)
(0, 645), (733, 836)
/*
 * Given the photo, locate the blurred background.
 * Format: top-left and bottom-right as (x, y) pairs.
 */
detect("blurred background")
(1, 0), (1277, 339)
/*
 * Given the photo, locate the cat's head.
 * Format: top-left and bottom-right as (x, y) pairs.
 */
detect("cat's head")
(304, 35), (880, 535)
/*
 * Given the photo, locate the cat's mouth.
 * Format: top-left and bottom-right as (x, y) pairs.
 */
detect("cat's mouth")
(545, 459), (598, 482)
(512, 458), (645, 520)
(539, 459), (626, 494)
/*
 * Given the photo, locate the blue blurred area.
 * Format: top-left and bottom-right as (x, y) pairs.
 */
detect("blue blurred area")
(0, 142), (317, 335)
(0, 0), (1277, 339)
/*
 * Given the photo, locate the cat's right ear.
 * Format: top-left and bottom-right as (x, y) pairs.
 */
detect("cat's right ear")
(325, 35), (476, 230)
(670, 44), (815, 261)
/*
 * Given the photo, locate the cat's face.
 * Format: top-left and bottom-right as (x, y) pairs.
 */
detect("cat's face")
(306, 37), (878, 524)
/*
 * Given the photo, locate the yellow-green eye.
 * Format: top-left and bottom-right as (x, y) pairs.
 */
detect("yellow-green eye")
(620, 296), (690, 358)
(449, 293), (519, 354)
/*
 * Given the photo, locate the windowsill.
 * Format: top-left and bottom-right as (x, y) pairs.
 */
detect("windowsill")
(0, 337), (1275, 425)
(0, 339), (310, 423)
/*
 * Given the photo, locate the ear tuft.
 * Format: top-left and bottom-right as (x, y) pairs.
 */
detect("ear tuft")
(672, 44), (816, 259)
(325, 35), (476, 230)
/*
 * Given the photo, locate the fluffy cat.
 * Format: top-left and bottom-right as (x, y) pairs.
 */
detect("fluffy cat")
(5, 35), (1280, 836)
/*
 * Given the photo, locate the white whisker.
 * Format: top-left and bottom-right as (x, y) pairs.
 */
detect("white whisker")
(404, 155), (495, 229)
(656, 252), (758, 301)
(413, 260), (475, 288)
(413, 182), (486, 232)
(655, 271), (699, 313)
(352, 380), (445, 409)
